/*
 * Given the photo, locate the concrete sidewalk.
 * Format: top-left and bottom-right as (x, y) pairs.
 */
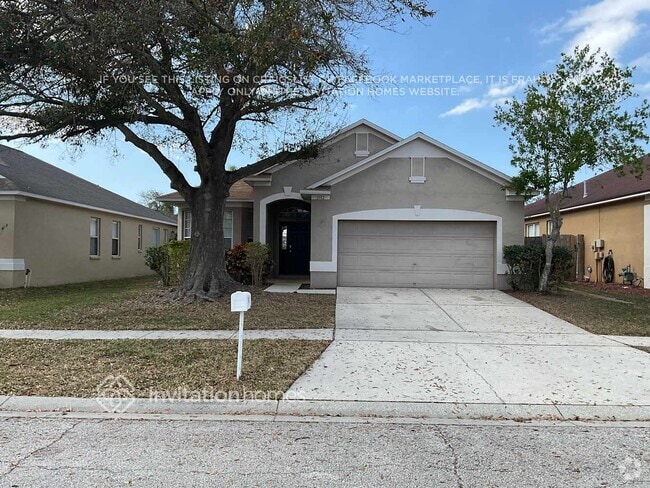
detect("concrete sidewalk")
(286, 288), (650, 419)
(0, 328), (333, 341)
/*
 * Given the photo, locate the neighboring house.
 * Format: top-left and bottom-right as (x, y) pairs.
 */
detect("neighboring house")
(524, 160), (650, 288)
(0, 145), (177, 288)
(160, 119), (524, 289)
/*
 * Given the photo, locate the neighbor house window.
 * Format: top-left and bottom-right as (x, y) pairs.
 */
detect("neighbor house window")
(137, 224), (143, 252)
(182, 210), (192, 239)
(525, 223), (540, 237)
(90, 218), (101, 256)
(111, 221), (121, 257)
(224, 210), (233, 249)
(163, 228), (169, 243)
(152, 227), (160, 247)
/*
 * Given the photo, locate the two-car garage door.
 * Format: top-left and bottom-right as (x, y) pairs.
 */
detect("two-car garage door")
(337, 221), (495, 288)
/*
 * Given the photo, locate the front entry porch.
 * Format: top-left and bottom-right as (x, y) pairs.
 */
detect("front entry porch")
(266, 199), (311, 278)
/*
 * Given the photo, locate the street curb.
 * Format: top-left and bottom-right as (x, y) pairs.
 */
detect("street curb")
(1, 396), (649, 422)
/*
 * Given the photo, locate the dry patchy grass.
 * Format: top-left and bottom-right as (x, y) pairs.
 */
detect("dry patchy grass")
(510, 283), (649, 336)
(0, 339), (329, 397)
(0, 277), (335, 330)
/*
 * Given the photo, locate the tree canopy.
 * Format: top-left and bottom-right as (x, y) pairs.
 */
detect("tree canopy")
(495, 46), (649, 291)
(0, 0), (435, 299)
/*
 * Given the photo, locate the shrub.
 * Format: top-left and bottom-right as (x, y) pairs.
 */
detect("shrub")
(226, 244), (250, 284)
(145, 240), (190, 286)
(244, 242), (270, 286)
(225, 242), (272, 285)
(503, 244), (573, 291)
(145, 245), (171, 286)
(165, 239), (190, 285)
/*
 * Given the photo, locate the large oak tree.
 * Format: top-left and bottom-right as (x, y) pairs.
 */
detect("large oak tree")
(0, 0), (434, 299)
(495, 47), (649, 292)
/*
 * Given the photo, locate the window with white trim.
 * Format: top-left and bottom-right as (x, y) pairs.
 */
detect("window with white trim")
(224, 210), (234, 249)
(182, 210), (192, 239)
(111, 221), (121, 256)
(163, 228), (169, 243)
(137, 224), (143, 252)
(409, 157), (427, 183)
(180, 210), (233, 248)
(525, 223), (540, 237)
(90, 218), (101, 256)
(546, 220), (554, 235)
(152, 227), (160, 247)
(355, 133), (369, 157)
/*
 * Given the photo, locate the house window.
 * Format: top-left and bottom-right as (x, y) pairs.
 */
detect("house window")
(409, 157), (427, 184)
(546, 220), (554, 235)
(152, 227), (160, 247)
(111, 221), (121, 257)
(163, 228), (169, 243)
(90, 218), (101, 256)
(182, 210), (192, 239)
(137, 224), (143, 252)
(525, 223), (540, 237)
(355, 133), (370, 157)
(224, 210), (233, 249)
(179, 210), (233, 247)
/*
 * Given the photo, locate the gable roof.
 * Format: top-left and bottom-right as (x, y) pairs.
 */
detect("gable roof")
(524, 158), (650, 217)
(246, 119), (402, 178)
(0, 144), (176, 225)
(158, 180), (254, 204)
(307, 132), (512, 189)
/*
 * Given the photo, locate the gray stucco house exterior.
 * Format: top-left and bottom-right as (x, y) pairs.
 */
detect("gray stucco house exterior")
(160, 120), (524, 289)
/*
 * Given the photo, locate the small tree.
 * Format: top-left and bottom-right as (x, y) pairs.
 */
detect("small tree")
(495, 46), (649, 292)
(138, 189), (176, 218)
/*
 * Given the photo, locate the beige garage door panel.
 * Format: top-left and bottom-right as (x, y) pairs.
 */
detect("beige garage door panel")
(338, 221), (495, 288)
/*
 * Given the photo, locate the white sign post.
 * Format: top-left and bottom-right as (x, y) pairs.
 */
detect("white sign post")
(231, 291), (252, 381)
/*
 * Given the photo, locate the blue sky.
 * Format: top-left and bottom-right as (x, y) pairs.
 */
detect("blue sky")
(7, 0), (650, 202)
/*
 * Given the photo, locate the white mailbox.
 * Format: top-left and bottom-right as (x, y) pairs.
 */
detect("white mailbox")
(231, 291), (252, 312)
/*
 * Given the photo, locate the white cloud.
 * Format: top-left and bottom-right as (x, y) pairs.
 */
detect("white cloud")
(636, 81), (650, 94)
(632, 52), (650, 71)
(440, 82), (525, 118)
(486, 80), (527, 98)
(440, 98), (486, 117)
(543, 0), (650, 58)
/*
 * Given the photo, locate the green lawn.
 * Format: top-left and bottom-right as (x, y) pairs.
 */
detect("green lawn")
(510, 283), (650, 336)
(0, 339), (329, 397)
(0, 277), (335, 330)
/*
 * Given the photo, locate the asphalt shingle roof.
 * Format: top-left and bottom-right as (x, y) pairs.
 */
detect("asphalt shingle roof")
(524, 157), (650, 217)
(0, 144), (176, 224)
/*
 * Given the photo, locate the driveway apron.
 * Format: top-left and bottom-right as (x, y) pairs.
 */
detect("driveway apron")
(285, 288), (650, 408)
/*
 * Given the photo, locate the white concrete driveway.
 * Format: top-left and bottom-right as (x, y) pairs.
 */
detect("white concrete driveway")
(286, 288), (650, 416)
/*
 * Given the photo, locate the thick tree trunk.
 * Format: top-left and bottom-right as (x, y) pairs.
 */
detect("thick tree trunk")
(538, 208), (562, 292)
(177, 180), (238, 301)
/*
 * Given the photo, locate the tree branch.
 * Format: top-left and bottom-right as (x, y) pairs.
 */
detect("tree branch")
(116, 123), (194, 200)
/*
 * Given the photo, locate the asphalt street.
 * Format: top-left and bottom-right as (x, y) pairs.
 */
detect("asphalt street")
(0, 416), (648, 487)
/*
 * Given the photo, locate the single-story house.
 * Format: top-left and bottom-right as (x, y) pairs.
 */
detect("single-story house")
(160, 119), (525, 289)
(0, 144), (177, 288)
(524, 160), (650, 288)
